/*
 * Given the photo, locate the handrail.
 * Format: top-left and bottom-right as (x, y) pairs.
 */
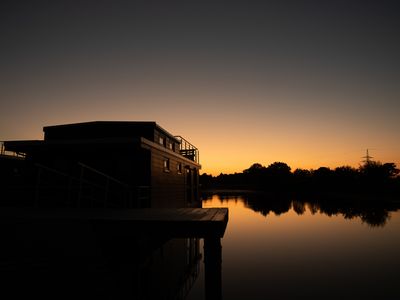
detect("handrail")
(35, 163), (105, 190)
(34, 162), (135, 208)
(35, 163), (71, 178)
(0, 141), (26, 158)
(174, 136), (199, 163)
(78, 162), (129, 187)
(36, 163), (102, 188)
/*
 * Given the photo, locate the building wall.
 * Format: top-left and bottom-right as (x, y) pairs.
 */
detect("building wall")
(148, 144), (199, 208)
(153, 129), (178, 153)
(150, 148), (186, 208)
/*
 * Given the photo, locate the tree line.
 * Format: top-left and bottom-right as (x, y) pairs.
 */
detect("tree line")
(200, 161), (400, 197)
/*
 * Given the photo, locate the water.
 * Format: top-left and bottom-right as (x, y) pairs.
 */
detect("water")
(188, 193), (400, 299)
(4, 193), (399, 299)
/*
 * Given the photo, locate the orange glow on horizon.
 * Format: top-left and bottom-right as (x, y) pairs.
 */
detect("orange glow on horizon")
(1, 86), (399, 177)
(1, 110), (399, 177)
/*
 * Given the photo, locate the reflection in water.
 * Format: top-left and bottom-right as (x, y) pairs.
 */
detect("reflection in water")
(4, 192), (400, 299)
(2, 223), (202, 300)
(203, 192), (400, 227)
(197, 193), (400, 300)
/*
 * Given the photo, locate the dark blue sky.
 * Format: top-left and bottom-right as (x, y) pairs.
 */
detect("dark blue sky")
(1, 0), (399, 173)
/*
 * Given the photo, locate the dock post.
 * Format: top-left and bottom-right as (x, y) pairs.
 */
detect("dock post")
(35, 167), (42, 207)
(78, 166), (84, 208)
(204, 236), (222, 300)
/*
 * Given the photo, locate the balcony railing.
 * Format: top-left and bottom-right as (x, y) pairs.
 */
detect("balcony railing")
(174, 136), (199, 164)
(0, 141), (26, 158)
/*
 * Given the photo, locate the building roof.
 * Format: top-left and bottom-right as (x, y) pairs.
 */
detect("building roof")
(4, 121), (200, 166)
(43, 121), (180, 143)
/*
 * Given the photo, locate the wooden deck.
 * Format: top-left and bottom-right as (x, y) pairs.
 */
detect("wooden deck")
(2, 207), (229, 238)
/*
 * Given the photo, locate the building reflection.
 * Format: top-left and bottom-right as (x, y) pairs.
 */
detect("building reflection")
(3, 224), (203, 299)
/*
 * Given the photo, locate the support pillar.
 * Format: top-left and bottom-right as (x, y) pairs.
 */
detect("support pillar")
(204, 236), (222, 300)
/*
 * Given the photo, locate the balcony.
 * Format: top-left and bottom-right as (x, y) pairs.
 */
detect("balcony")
(0, 141), (26, 159)
(174, 136), (199, 164)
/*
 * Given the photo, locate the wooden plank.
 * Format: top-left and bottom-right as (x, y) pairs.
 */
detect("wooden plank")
(1, 207), (229, 238)
(199, 208), (218, 221)
(212, 208), (229, 222)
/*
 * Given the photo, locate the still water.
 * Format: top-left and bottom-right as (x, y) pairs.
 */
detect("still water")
(188, 193), (400, 300)
(4, 194), (399, 299)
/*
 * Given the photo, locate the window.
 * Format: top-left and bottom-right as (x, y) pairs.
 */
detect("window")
(163, 158), (170, 172)
(177, 162), (182, 174)
(159, 136), (165, 146)
(168, 141), (173, 150)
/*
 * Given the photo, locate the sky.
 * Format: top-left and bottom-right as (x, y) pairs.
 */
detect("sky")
(1, 0), (399, 175)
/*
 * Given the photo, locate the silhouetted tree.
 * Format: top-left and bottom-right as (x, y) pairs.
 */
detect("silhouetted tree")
(264, 162), (292, 192)
(312, 167), (333, 191)
(334, 166), (358, 177)
(241, 163), (266, 188)
(293, 168), (312, 191)
(199, 173), (214, 188)
(266, 162), (291, 175)
(313, 167), (332, 178)
(243, 163), (266, 176)
(333, 166), (359, 192)
(382, 163), (400, 178)
(293, 168), (312, 177)
(200, 160), (400, 198)
(360, 161), (398, 178)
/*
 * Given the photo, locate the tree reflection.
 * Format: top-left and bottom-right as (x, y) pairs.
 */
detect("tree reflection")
(205, 192), (398, 227)
(243, 195), (291, 216)
(360, 210), (391, 227)
(292, 201), (306, 215)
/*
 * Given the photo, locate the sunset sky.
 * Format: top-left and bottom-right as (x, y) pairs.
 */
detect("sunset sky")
(1, 0), (399, 175)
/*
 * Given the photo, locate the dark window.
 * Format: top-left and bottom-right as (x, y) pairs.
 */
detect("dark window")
(177, 162), (182, 174)
(163, 158), (170, 172)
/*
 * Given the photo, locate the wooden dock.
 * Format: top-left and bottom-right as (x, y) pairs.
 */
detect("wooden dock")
(2, 207), (229, 238)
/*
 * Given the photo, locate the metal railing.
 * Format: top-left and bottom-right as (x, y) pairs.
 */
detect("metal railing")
(0, 141), (26, 158)
(34, 162), (150, 208)
(174, 136), (199, 163)
(77, 162), (132, 208)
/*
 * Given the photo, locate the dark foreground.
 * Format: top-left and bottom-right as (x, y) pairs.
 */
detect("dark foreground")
(1, 207), (228, 300)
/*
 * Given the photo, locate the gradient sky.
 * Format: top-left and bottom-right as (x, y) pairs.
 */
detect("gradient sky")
(1, 0), (399, 175)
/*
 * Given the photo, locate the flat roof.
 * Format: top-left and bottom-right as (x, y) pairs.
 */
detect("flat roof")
(43, 121), (181, 143)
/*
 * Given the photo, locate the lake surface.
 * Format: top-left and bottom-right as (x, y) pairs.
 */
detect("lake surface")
(4, 193), (399, 299)
(188, 193), (400, 299)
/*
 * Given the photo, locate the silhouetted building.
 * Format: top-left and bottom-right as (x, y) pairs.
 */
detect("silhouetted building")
(3, 121), (201, 208)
